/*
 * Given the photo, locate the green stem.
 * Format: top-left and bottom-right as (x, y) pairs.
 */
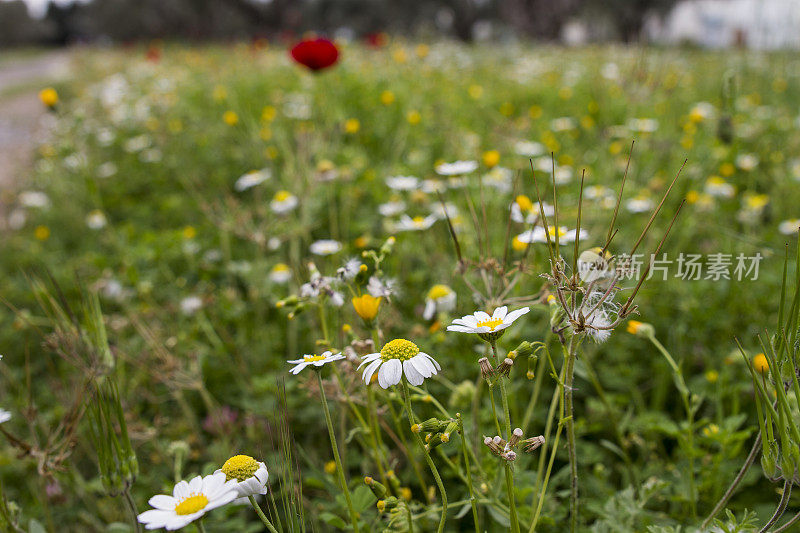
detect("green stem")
(647, 334), (697, 517)
(316, 371), (360, 532)
(492, 341), (520, 533)
(123, 488), (141, 533)
(457, 414), (481, 533)
(248, 495), (280, 533)
(401, 378), (447, 533)
(196, 520), (207, 533)
(563, 335), (579, 533)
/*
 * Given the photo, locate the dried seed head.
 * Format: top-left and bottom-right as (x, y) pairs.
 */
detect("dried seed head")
(478, 357), (494, 379)
(509, 428), (524, 448)
(523, 435), (546, 453)
(497, 357), (514, 377)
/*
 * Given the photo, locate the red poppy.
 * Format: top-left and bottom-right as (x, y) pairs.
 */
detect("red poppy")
(365, 32), (388, 48)
(290, 38), (339, 71)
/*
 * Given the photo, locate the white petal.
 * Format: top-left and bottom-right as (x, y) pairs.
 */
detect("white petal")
(423, 300), (435, 320)
(289, 362), (308, 375)
(474, 311), (491, 322)
(379, 359), (401, 389)
(138, 509), (173, 527)
(504, 307), (530, 324)
(357, 353), (381, 369)
(447, 325), (475, 333)
(412, 354), (434, 377)
(148, 495), (177, 510)
(172, 480), (190, 499)
(363, 359), (382, 384)
(188, 475), (203, 493)
(403, 359), (424, 385)
(493, 306), (508, 319)
(421, 352), (441, 372)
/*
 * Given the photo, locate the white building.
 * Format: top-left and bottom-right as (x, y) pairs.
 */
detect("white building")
(650, 0), (800, 49)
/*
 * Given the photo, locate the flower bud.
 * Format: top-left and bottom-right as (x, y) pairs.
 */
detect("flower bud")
(508, 428), (524, 448)
(478, 357), (494, 379)
(497, 358), (514, 377)
(523, 435), (546, 453)
(514, 341), (534, 358)
(364, 476), (388, 499)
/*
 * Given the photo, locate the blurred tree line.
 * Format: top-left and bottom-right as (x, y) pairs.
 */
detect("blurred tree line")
(0, 0), (679, 47)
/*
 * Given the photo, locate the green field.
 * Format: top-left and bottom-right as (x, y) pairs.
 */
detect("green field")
(1, 42), (800, 532)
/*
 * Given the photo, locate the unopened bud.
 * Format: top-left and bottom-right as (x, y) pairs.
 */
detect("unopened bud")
(364, 476), (388, 499)
(479, 357), (494, 379)
(523, 435), (546, 453)
(509, 428), (524, 448)
(497, 358), (514, 377)
(515, 341), (534, 358)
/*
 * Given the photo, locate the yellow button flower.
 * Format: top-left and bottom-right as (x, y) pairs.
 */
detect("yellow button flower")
(39, 87), (58, 108)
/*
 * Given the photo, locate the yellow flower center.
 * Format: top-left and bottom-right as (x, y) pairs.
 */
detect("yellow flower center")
(272, 263), (289, 272)
(476, 317), (504, 331)
(413, 216), (425, 224)
(221, 454), (260, 482)
(515, 195), (533, 213)
(548, 227), (567, 238)
(427, 284), (451, 300)
(274, 190), (291, 202)
(174, 494), (209, 515)
(380, 339), (419, 362)
(303, 354), (327, 362)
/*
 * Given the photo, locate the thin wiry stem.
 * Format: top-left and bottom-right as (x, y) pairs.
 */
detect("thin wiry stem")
(701, 433), (762, 529)
(759, 480), (792, 533)
(605, 140), (634, 249)
(628, 159), (686, 257)
(572, 169), (585, 281)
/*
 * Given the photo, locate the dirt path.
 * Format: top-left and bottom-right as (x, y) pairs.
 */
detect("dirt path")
(0, 50), (72, 193)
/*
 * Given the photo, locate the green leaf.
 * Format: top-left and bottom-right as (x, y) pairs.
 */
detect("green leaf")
(319, 511), (348, 530)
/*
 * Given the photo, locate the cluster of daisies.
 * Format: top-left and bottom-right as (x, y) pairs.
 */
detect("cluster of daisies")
(138, 454), (269, 530)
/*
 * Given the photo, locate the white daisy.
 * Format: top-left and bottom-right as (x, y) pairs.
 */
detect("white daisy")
(394, 214), (437, 232)
(97, 161), (118, 178)
(550, 117), (576, 132)
(421, 179), (448, 194)
(288, 351), (345, 374)
(423, 285), (457, 320)
(627, 118), (659, 133)
(137, 472), (238, 531)
(447, 306), (530, 339)
(386, 175), (420, 191)
(704, 177), (736, 198)
(435, 160), (478, 176)
(483, 167), (514, 192)
(736, 154), (759, 171)
(180, 296), (203, 315)
(516, 226), (587, 245)
(378, 200), (406, 217)
(18, 191), (50, 209)
(269, 263), (292, 284)
(215, 455), (269, 499)
(625, 197), (654, 213)
(86, 210), (108, 230)
(235, 169), (271, 192)
(513, 140), (545, 157)
(511, 197), (554, 224)
(358, 339), (440, 388)
(309, 239), (343, 256)
(779, 219), (800, 235)
(270, 191), (299, 215)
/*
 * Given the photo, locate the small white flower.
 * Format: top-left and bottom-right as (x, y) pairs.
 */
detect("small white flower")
(270, 190), (298, 214)
(269, 263), (292, 283)
(511, 198), (554, 224)
(513, 140), (545, 157)
(180, 296), (203, 315)
(359, 339), (440, 388)
(447, 306), (530, 337)
(627, 118), (659, 133)
(386, 175), (419, 191)
(625, 196), (654, 213)
(483, 167), (514, 192)
(288, 351), (345, 374)
(423, 285), (456, 320)
(516, 226), (587, 245)
(550, 117), (576, 132)
(235, 169), (271, 192)
(97, 162), (118, 178)
(429, 202), (459, 220)
(779, 219), (800, 235)
(86, 210), (107, 230)
(421, 179), (448, 194)
(395, 214), (437, 232)
(18, 191), (50, 209)
(378, 200), (406, 217)
(309, 239), (342, 256)
(137, 472), (238, 531)
(435, 160), (478, 176)
(736, 154), (759, 171)
(0, 409), (10, 424)
(215, 455), (269, 500)
(704, 177), (736, 198)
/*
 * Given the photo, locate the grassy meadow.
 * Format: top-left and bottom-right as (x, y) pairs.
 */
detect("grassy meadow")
(2, 41), (800, 532)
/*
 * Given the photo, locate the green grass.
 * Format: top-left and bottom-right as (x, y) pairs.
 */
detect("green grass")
(0, 41), (799, 531)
